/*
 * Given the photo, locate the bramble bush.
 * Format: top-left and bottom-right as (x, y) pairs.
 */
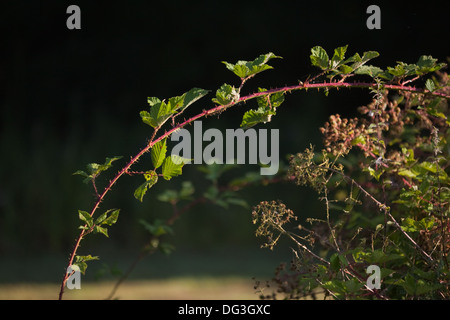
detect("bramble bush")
(60, 45), (449, 300)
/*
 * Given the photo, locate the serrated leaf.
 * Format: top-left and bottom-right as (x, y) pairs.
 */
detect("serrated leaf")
(331, 45), (348, 68)
(354, 65), (384, 78)
(147, 97), (161, 107)
(151, 138), (167, 169)
(167, 95), (184, 113)
(425, 79), (436, 92)
(417, 161), (438, 173)
(310, 46), (329, 70)
(94, 225), (109, 237)
(78, 210), (93, 228)
(162, 155), (185, 180)
(182, 88), (209, 111)
(74, 255), (99, 275)
(212, 83), (238, 105)
(222, 52), (281, 79)
(149, 100), (173, 127)
(76, 255), (99, 262)
(75, 156), (122, 183)
(348, 51), (379, 72)
(256, 88), (285, 109)
(73, 170), (91, 184)
(232, 64), (250, 78)
(141, 97), (175, 128)
(94, 210), (108, 225)
(387, 62), (417, 77)
(140, 110), (155, 127)
(89, 156), (122, 176)
(73, 261), (88, 275)
(240, 108), (275, 129)
(101, 209), (120, 226)
(338, 64), (354, 74)
(416, 55), (446, 75)
(241, 88), (284, 128)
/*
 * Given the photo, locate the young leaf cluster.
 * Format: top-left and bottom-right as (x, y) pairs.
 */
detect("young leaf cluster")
(134, 138), (189, 202)
(73, 156), (122, 184)
(309, 45), (446, 84)
(140, 88), (209, 129)
(78, 208), (120, 238)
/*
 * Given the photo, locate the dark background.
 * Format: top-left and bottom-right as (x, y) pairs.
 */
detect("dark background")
(0, 1), (448, 283)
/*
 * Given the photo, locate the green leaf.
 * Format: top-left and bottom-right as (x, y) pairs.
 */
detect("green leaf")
(139, 110), (155, 127)
(73, 255), (99, 274)
(398, 168), (417, 179)
(94, 210), (108, 225)
(417, 161), (438, 173)
(134, 172), (158, 202)
(162, 155), (186, 180)
(387, 62), (417, 78)
(74, 156), (122, 183)
(74, 255), (99, 275)
(150, 100), (173, 127)
(144, 88), (209, 128)
(140, 98), (174, 128)
(345, 51), (379, 72)
(79, 210), (93, 228)
(241, 88), (284, 128)
(310, 46), (329, 70)
(73, 170), (91, 184)
(151, 138), (167, 169)
(147, 97), (161, 107)
(367, 166), (384, 181)
(331, 45), (348, 68)
(223, 52), (281, 79)
(101, 209), (120, 226)
(181, 88), (209, 111)
(354, 65), (384, 78)
(240, 108), (275, 129)
(94, 225), (109, 237)
(134, 182), (149, 202)
(416, 55), (446, 75)
(257, 89), (285, 109)
(425, 79), (436, 92)
(212, 83), (238, 105)
(338, 64), (354, 74)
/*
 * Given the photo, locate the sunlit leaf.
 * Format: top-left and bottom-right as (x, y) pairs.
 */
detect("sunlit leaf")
(162, 155), (186, 180)
(151, 138), (167, 169)
(310, 46), (329, 70)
